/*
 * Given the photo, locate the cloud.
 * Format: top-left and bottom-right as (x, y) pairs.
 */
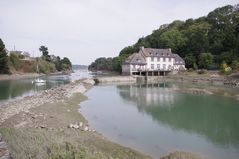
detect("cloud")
(0, 0), (238, 64)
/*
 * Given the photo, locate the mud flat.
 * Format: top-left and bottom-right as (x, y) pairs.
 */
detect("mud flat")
(0, 78), (150, 159)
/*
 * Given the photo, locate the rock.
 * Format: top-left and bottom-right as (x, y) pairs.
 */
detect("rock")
(84, 126), (89, 131)
(40, 125), (46, 129)
(79, 122), (83, 127)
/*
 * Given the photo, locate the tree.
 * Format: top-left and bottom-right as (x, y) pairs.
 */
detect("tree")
(0, 39), (10, 74)
(198, 53), (213, 69)
(184, 54), (196, 68)
(39, 45), (51, 62)
(60, 57), (72, 70)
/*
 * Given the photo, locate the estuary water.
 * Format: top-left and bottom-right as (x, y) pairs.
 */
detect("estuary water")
(81, 83), (239, 159)
(0, 70), (89, 104)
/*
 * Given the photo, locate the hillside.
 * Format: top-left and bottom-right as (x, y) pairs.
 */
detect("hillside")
(89, 4), (239, 72)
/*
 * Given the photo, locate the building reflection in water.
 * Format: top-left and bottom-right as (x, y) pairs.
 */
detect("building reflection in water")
(117, 83), (180, 111)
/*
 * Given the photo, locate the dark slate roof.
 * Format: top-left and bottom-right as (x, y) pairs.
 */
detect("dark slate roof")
(173, 54), (185, 65)
(124, 53), (146, 65)
(140, 48), (175, 58)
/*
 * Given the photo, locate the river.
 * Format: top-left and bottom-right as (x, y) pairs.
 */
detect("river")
(0, 70), (90, 104)
(81, 83), (239, 159)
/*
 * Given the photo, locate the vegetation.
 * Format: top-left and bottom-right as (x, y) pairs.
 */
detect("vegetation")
(0, 39), (10, 74)
(89, 4), (239, 73)
(0, 40), (72, 74)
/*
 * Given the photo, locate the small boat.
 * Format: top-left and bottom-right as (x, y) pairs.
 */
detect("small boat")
(32, 78), (46, 84)
(32, 63), (46, 84)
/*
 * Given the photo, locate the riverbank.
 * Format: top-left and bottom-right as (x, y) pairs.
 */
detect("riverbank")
(0, 79), (150, 159)
(0, 71), (68, 81)
(0, 73), (42, 81)
(94, 74), (239, 102)
(94, 71), (239, 86)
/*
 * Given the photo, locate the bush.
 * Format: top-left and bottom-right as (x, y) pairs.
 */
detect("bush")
(231, 60), (239, 71)
(220, 61), (232, 75)
(9, 53), (23, 70)
(37, 59), (56, 74)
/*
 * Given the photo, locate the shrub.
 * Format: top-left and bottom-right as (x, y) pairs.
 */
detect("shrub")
(220, 61), (232, 75)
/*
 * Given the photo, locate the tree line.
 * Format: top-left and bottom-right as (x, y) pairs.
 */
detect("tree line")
(0, 39), (72, 74)
(89, 4), (239, 73)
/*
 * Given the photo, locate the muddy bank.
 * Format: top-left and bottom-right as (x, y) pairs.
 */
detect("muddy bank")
(0, 78), (152, 159)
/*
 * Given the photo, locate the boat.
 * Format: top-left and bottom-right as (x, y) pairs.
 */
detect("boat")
(32, 78), (46, 84)
(32, 63), (46, 84)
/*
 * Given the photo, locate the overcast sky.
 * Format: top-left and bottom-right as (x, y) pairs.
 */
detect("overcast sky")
(0, 0), (238, 65)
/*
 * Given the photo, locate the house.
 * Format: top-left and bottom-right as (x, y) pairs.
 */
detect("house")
(9, 50), (34, 61)
(122, 47), (185, 76)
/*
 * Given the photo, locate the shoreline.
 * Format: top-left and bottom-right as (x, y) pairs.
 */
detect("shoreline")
(0, 78), (151, 159)
(0, 72), (66, 81)
(1, 75), (222, 159)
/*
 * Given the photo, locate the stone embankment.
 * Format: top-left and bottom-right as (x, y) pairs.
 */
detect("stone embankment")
(94, 74), (239, 87)
(0, 79), (95, 126)
(93, 76), (136, 83)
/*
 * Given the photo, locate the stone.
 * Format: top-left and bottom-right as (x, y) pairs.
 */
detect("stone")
(84, 126), (89, 131)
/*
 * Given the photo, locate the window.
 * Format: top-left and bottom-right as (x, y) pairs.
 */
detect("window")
(157, 64), (160, 69)
(169, 58), (171, 62)
(163, 64), (166, 70)
(151, 57), (154, 61)
(157, 57), (160, 62)
(151, 64), (154, 69)
(163, 58), (166, 62)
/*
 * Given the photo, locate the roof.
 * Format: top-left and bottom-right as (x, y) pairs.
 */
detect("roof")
(140, 48), (175, 58)
(124, 53), (146, 65)
(173, 54), (185, 65)
(123, 47), (185, 65)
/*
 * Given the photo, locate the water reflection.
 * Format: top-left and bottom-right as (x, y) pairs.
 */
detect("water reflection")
(0, 75), (71, 104)
(117, 83), (239, 148)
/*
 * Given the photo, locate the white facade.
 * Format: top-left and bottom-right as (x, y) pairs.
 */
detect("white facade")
(145, 57), (174, 71)
(122, 48), (186, 75)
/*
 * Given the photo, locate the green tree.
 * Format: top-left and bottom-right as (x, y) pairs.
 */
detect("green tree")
(39, 45), (51, 62)
(184, 54), (196, 68)
(60, 57), (72, 71)
(0, 39), (10, 74)
(198, 53), (213, 69)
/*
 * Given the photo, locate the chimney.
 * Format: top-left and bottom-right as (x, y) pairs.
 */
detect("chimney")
(168, 48), (172, 52)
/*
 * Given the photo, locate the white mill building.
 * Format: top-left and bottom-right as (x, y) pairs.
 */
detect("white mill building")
(122, 47), (185, 76)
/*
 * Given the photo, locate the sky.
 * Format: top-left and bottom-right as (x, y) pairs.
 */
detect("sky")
(0, 0), (238, 65)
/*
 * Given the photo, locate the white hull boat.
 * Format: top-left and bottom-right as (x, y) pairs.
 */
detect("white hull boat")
(32, 78), (46, 84)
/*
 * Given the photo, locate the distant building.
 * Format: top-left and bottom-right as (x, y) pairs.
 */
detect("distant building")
(122, 47), (185, 76)
(9, 50), (35, 61)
